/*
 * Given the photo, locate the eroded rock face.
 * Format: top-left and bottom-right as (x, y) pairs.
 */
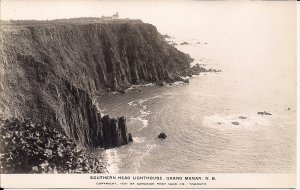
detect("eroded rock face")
(0, 19), (193, 148)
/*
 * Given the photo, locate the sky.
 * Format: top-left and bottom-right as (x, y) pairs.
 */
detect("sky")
(0, 1), (296, 40)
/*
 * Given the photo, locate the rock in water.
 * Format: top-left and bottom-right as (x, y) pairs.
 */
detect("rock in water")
(180, 42), (190, 45)
(128, 133), (133, 142)
(163, 34), (171, 38)
(158, 132), (167, 139)
(183, 79), (189, 83)
(101, 115), (131, 148)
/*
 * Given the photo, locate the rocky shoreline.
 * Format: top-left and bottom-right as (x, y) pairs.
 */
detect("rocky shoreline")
(0, 18), (205, 173)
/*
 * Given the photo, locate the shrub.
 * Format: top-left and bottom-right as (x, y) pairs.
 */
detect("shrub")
(0, 118), (107, 173)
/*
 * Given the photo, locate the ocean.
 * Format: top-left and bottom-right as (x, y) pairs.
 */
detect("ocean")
(95, 1), (296, 173)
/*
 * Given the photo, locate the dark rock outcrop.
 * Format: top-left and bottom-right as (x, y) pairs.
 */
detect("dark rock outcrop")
(156, 81), (164, 86)
(101, 115), (130, 148)
(188, 63), (221, 76)
(163, 34), (171, 38)
(180, 42), (190, 45)
(0, 18), (193, 149)
(128, 133), (133, 142)
(158, 132), (167, 139)
(183, 79), (189, 83)
(170, 42), (178, 46)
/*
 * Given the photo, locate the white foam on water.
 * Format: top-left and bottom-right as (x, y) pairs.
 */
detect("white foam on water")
(131, 116), (149, 128)
(181, 76), (191, 80)
(128, 101), (137, 106)
(140, 106), (150, 117)
(138, 95), (160, 105)
(173, 81), (184, 85)
(137, 99), (144, 105)
(144, 83), (155, 87)
(93, 100), (107, 116)
(128, 95), (160, 107)
(105, 148), (121, 174)
(133, 143), (157, 173)
(99, 109), (107, 116)
(128, 95), (161, 129)
(127, 83), (155, 90)
(132, 137), (146, 144)
(129, 116), (149, 129)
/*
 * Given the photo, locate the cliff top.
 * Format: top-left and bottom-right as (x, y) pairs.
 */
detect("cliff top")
(0, 17), (144, 28)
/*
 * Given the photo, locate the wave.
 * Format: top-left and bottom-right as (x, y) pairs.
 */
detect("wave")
(140, 108), (150, 117)
(132, 143), (157, 173)
(105, 148), (121, 173)
(127, 83), (155, 90)
(137, 95), (160, 105)
(130, 116), (149, 129)
(132, 137), (146, 144)
(127, 95), (161, 129)
(128, 101), (137, 106)
(128, 95), (160, 106)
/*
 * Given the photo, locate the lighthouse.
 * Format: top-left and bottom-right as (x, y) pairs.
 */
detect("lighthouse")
(112, 12), (119, 19)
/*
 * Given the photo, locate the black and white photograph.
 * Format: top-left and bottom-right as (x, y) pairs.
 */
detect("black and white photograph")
(0, 0), (297, 188)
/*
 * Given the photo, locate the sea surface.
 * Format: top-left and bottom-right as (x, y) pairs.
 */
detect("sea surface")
(96, 2), (296, 173)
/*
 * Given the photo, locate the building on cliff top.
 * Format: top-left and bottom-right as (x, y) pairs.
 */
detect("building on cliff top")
(101, 12), (119, 20)
(112, 12), (119, 19)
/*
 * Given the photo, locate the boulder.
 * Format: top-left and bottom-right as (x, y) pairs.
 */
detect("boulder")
(158, 132), (167, 139)
(128, 133), (133, 142)
(180, 42), (189, 45)
(231, 121), (240, 125)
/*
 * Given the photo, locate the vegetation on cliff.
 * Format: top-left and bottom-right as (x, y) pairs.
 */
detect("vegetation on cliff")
(0, 118), (107, 173)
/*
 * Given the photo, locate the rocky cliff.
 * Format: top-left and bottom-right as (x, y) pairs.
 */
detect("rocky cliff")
(0, 19), (193, 148)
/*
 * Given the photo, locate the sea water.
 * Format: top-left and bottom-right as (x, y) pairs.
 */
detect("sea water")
(97, 1), (296, 173)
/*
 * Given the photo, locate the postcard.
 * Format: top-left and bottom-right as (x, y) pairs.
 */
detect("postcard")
(0, 0), (297, 189)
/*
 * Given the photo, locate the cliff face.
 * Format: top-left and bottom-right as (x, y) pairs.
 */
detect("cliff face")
(0, 19), (192, 148)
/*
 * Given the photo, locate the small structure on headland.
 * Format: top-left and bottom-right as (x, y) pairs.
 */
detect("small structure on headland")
(112, 12), (119, 19)
(101, 12), (119, 20)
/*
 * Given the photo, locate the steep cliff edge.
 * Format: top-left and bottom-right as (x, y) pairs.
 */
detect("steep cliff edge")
(0, 19), (193, 148)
